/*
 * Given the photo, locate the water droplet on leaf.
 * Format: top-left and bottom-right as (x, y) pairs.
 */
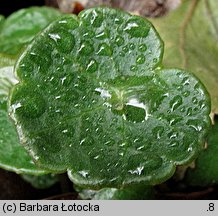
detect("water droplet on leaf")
(97, 43), (112, 56)
(130, 65), (137, 71)
(138, 44), (147, 52)
(128, 166), (144, 175)
(122, 46), (129, 53)
(124, 19), (149, 38)
(78, 170), (89, 178)
(182, 91), (190, 97)
(187, 119), (203, 131)
(82, 9), (103, 27)
(153, 58), (158, 63)
(170, 95), (182, 111)
(95, 31), (109, 40)
(86, 59), (98, 73)
(152, 126), (164, 139)
(12, 89), (46, 119)
(192, 97), (198, 104)
(115, 36), (124, 46)
(78, 41), (94, 55)
(129, 43), (135, 50)
(136, 55), (145, 64)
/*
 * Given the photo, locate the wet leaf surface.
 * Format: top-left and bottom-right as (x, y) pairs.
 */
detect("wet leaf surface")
(0, 67), (48, 174)
(150, 0), (218, 113)
(0, 7), (63, 174)
(10, 8), (210, 188)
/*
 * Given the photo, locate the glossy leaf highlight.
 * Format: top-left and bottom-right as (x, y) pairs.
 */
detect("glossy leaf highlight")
(10, 8), (211, 188)
(0, 67), (47, 174)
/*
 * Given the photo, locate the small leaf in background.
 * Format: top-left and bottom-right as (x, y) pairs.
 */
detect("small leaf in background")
(10, 8), (210, 189)
(0, 53), (15, 68)
(185, 117), (218, 186)
(21, 174), (59, 189)
(0, 15), (15, 67)
(0, 6), (62, 66)
(150, 0), (218, 113)
(78, 185), (154, 200)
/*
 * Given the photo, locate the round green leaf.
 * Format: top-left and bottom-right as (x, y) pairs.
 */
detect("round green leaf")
(185, 118), (218, 186)
(0, 7), (62, 57)
(0, 66), (48, 174)
(10, 8), (211, 188)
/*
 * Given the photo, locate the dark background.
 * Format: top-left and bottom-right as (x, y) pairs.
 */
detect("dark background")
(0, 0), (45, 16)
